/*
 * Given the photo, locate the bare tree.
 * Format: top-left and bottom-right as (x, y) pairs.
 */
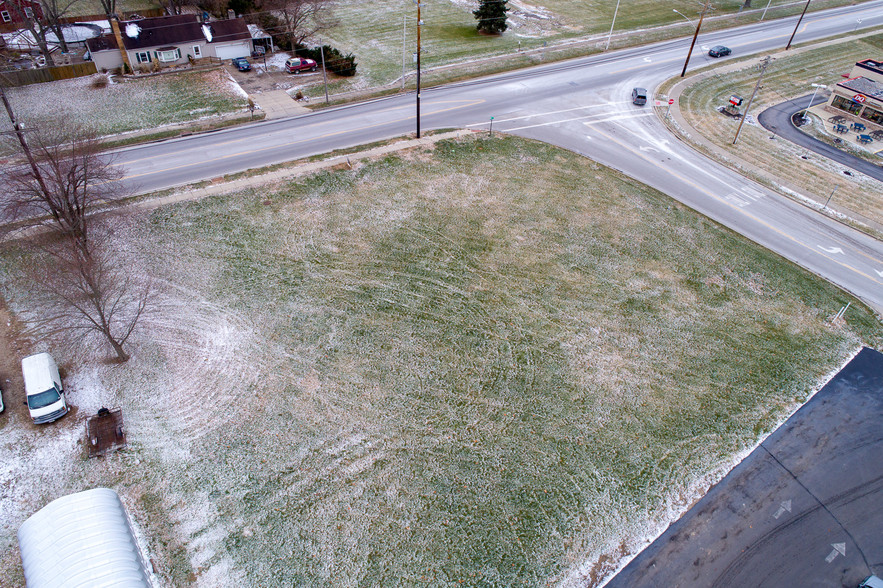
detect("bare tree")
(2, 122), (124, 253)
(41, 0), (86, 54)
(24, 231), (150, 362)
(1, 122), (149, 362)
(254, 0), (335, 47)
(5, 1), (55, 66)
(97, 0), (116, 20)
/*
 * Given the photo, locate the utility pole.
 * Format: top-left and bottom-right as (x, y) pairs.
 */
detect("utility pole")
(319, 43), (329, 104)
(605, 0), (621, 51)
(680, 0), (713, 77)
(415, 0), (423, 138)
(402, 14), (407, 90)
(0, 80), (49, 197)
(785, 0), (811, 50)
(733, 56), (772, 145)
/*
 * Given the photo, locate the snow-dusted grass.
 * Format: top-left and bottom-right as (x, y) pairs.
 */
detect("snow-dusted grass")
(678, 32), (883, 227)
(0, 136), (879, 586)
(314, 0), (860, 88)
(0, 70), (248, 155)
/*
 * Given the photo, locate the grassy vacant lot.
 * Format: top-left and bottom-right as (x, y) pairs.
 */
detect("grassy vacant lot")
(0, 69), (247, 155)
(0, 136), (879, 587)
(673, 32), (883, 227)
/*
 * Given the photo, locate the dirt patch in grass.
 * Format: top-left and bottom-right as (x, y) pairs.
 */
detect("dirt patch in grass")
(0, 135), (878, 587)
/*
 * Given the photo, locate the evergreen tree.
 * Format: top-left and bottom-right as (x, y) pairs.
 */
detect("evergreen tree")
(473, 0), (509, 35)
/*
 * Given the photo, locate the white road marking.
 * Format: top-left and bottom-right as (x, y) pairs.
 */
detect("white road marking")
(773, 499), (792, 519)
(464, 104), (627, 128)
(818, 246), (845, 254)
(876, 269), (883, 278)
(825, 543), (846, 563)
(725, 193), (749, 207)
(499, 111), (655, 132)
(639, 145), (658, 152)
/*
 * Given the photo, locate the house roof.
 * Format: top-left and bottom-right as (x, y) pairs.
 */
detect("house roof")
(86, 14), (250, 53)
(86, 33), (118, 52)
(839, 76), (883, 101)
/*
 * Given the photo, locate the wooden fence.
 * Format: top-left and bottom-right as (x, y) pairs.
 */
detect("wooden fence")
(0, 61), (98, 87)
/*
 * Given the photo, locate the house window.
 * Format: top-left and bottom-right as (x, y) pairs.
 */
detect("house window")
(23, 6), (33, 17)
(135, 51), (151, 64)
(860, 106), (883, 126)
(831, 94), (862, 115)
(1, 10), (11, 22)
(156, 48), (182, 63)
(192, 45), (201, 58)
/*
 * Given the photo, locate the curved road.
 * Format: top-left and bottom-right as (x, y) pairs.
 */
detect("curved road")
(113, 1), (883, 313)
(759, 94), (883, 182)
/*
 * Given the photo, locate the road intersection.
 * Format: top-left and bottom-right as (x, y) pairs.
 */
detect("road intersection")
(113, 2), (883, 312)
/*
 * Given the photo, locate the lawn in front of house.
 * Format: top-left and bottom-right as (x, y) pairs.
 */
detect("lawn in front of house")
(0, 69), (247, 155)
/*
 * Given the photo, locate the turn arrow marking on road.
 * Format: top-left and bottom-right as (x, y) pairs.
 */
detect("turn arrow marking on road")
(818, 246), (844, 254)
(772, 499), (792, 519)
(825, 543), (846, 563)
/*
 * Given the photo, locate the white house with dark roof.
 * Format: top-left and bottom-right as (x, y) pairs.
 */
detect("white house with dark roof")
(86, 14), (251, 72)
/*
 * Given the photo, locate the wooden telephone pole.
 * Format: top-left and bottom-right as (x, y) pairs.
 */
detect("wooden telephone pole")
(680, 0), (713, 77)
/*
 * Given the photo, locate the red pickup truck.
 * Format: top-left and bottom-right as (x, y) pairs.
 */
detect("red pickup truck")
(285, 57), (318, 74)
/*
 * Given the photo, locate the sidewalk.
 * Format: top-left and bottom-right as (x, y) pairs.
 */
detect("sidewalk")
(250, 90), (311, 119)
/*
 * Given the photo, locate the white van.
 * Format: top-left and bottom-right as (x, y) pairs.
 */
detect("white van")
(22, 353), (68, 424)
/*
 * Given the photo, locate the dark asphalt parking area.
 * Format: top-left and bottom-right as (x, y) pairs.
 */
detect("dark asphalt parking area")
(606, 347), (883, 588)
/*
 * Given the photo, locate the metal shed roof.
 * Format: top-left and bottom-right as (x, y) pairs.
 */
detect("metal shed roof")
(18, 488), (152, 588)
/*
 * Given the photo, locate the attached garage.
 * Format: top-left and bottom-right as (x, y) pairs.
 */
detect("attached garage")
(18, 488), (152, 588)
(213, 41), (251, 61)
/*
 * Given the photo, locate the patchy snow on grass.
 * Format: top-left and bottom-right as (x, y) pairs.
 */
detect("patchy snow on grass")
(0, 69), (247, 147)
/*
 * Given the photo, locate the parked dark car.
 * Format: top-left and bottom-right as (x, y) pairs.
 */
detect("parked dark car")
(708, 45), (731, 58)
(231, 57), (251, 71)
(285, 57), (318, 74)
(251, 45), (266, 58)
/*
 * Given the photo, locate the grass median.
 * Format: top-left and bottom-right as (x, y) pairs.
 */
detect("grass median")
(668, 32), (883, 228)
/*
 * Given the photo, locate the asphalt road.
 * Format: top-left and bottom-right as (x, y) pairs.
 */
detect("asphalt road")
(605, 347), (883, 588)
(111, 1), (883, 313)
(759, 95), (883, 182)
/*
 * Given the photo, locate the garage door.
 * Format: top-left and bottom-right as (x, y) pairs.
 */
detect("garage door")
(215, 42), (249, 60)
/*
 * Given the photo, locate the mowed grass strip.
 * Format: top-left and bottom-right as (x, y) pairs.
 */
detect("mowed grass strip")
(133, 136), (877, 586)
(676, 33), (883, 226)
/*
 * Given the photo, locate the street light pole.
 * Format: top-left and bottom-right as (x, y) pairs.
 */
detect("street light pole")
(785, 0), (811, 50)
(605, 0), (621, 51)
(801, 83), (826, 121)
(680, 0), (712, 78)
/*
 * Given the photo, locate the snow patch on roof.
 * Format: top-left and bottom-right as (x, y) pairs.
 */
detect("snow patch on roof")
(125, 23), (141, 38)
(202, 24), (213, 43)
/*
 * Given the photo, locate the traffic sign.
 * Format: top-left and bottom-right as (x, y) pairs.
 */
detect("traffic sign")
(669, 98), (675, 105)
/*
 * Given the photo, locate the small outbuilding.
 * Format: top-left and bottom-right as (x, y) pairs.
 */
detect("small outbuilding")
(18, 488), (152, 588)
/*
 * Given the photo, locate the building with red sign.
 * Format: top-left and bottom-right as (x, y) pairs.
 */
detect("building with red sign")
(825, 59), (883, 129)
